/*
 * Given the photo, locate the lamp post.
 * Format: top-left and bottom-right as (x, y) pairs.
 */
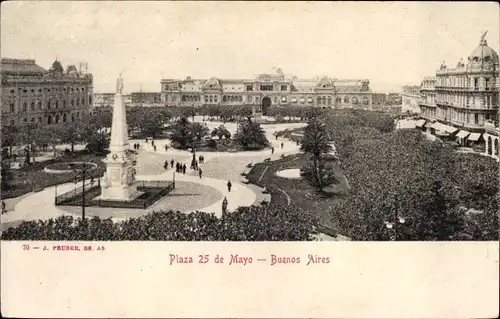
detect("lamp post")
(70, 163), (95, 221)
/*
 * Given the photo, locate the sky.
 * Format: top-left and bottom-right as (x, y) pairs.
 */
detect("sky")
(1, 1), (499, 94)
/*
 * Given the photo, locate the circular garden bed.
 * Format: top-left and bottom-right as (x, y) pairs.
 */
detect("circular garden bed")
(44, 162), (98, 174)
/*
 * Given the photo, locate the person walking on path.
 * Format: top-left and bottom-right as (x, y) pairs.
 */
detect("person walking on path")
(199, 168), (203, 179)
(153, 145), (157, 152)
(281, 142), (284, 149)
(145, 138), (148, 144)
(199, 155), (202, 163)
(165, 144), (168, 151)
(176, 162), (180, 173)
(182, 164), (187, 175)
(222, 197), (228, 214)
(227, 180), (232, 192)
(1, 200), (6, 215)
(170, 159), (174, 168)
(164, 160), (169, 170)
(271, 146), (274, 154)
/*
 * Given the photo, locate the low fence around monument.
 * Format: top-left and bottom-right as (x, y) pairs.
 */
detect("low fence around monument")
(54, 179), (175, 209)
(55, 180), (101, 206)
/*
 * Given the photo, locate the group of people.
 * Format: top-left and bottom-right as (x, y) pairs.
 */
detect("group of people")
(132, 143), (141, 150)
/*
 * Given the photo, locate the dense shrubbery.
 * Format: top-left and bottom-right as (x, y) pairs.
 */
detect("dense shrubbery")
(1, 204), (319, 241)
(322, 110), (498, 241)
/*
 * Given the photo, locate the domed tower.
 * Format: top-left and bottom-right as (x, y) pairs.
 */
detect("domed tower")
(467, 32), (499, 71)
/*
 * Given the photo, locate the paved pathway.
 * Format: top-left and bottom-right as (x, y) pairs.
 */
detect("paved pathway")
(1, 120), (306, 227)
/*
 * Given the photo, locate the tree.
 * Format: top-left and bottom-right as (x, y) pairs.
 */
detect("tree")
(191, 122), (210, 141)
(141, 109), (165, 138)
(80, 112), (111, 154)
(59, 122), (84, 152)
(234, 119), (269, 150)
(1, 123), (18, 156)
(300, 118), (334, 191)
(211, 125), (231, 140)
(1, 159), (13, 190)
(170, 117), (191, 149)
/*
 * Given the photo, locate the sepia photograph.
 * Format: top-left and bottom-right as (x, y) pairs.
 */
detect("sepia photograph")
(0, 1), (499, 243)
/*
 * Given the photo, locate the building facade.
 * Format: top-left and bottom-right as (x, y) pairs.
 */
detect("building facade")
(372, 93), (388, 106)
(131, 92), (162, 106)
(401, 85), (421, 114)
(419, 34), (499, 159)
(1, 58), (93, 126)
(160, 70), (372, 113)
(93, 93), (115, 108)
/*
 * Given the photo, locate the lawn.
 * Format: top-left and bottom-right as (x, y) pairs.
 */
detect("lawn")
(246, 153), (349, 232)
(2, 151), (106, 200)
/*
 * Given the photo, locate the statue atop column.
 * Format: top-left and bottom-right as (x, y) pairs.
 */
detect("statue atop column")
(116, 73), (124, 95)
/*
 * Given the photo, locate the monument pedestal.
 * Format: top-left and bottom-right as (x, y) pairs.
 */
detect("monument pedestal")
(99, 156), (140, 202)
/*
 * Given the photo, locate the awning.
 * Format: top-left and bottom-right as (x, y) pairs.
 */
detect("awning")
(468, 133), (482, 141)
(415, 119), (426, 127)
(456, 130), (470, 139)
(430, 122), (443, 130)
(440, 124), (458, 134)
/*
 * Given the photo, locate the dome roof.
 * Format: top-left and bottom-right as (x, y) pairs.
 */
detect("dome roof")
(203, 77), (221, 89)
(467, 35), (499, 70)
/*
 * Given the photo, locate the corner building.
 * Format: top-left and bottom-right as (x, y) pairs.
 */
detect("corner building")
(161, 70), (372, 114)
(419, 35), (499, 159)
(1, 58), (93, 126)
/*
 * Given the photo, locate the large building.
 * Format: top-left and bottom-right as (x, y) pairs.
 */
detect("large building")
(160, 70), (373, 113)
(1, 58), (93, 126)
(419, 33), (499, 159)
(401, 85), (421, 114)
(372, 93), (388, 106)
(131, 92), (162, 106)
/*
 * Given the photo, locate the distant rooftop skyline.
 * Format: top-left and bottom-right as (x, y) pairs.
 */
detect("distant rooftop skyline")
(2, 2), (498, 94)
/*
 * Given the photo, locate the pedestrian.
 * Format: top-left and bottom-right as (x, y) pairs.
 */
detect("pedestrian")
(227, 180), (232, 192)
(222, 197), (228, 213)
(281, 142), (284, 149)
(195, 161), (198, 170)
(198, 155), (202, 163)
(170, 159), (174, 168)
(176, 162), (180, 172)
(1, 200), (6, 215)
(201, 155), (205, 163)
(164, 160), (169, 170)
(154, 145), (157, 152)
(276, 134), (278, 140)
(145, 138), (148, 144)
(271, 147), (274, 154)
(165, 144), (168, 151)
(183, 164), (187, 174)
(199, 168), (203, 179)
(152, 139), (155, 147)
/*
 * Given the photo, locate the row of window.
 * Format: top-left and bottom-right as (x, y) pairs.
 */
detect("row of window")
(246, 84), (288, 92)
(7, 96), (92, 113)
(9, 87), (88, 94)
(436, 76), (494, 89)
(11, 111), (85, 126)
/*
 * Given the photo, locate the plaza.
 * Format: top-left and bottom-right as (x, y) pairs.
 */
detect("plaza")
(0, 116), (307, 232)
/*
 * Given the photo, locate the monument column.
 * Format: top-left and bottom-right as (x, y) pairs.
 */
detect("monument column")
(99, 74), (139, 201)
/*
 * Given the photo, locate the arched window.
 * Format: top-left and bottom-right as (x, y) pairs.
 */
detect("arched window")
(336, 97), (342, 103)
(89, 96), (92, 105)
(48, 101), (51, 109)
(223, 96), (227, 102)
(81, 98), (84, 105)
(55, 114), (60, 123)
(30, 102), (35, 111)
(31, 118), (35, 122)
(322, 97), (326, 105)
(327, 97), (332, 105)
(317, 97), (322, 104)
(214, 95), (218, 103)
(239, 96), (242, 102)
(76, 99), (80, 106)
(352, 97), (358, 104)
(71, 99), (75, 106)
(63, 113), (67, 122)
(38, 101), (42, 110)
(344, 97), (349, 103)
(63, 100), (67, 108)
(23, 102), (27, 111)
(55, 101), (59, 108)
(48, 115), (52, 124)
(38, 117), (42, 123)
(495, 139), (499, 156)
(71, 114), (75, 122)
(209, 96), (213, 103)
(488, 136), (493, 155)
